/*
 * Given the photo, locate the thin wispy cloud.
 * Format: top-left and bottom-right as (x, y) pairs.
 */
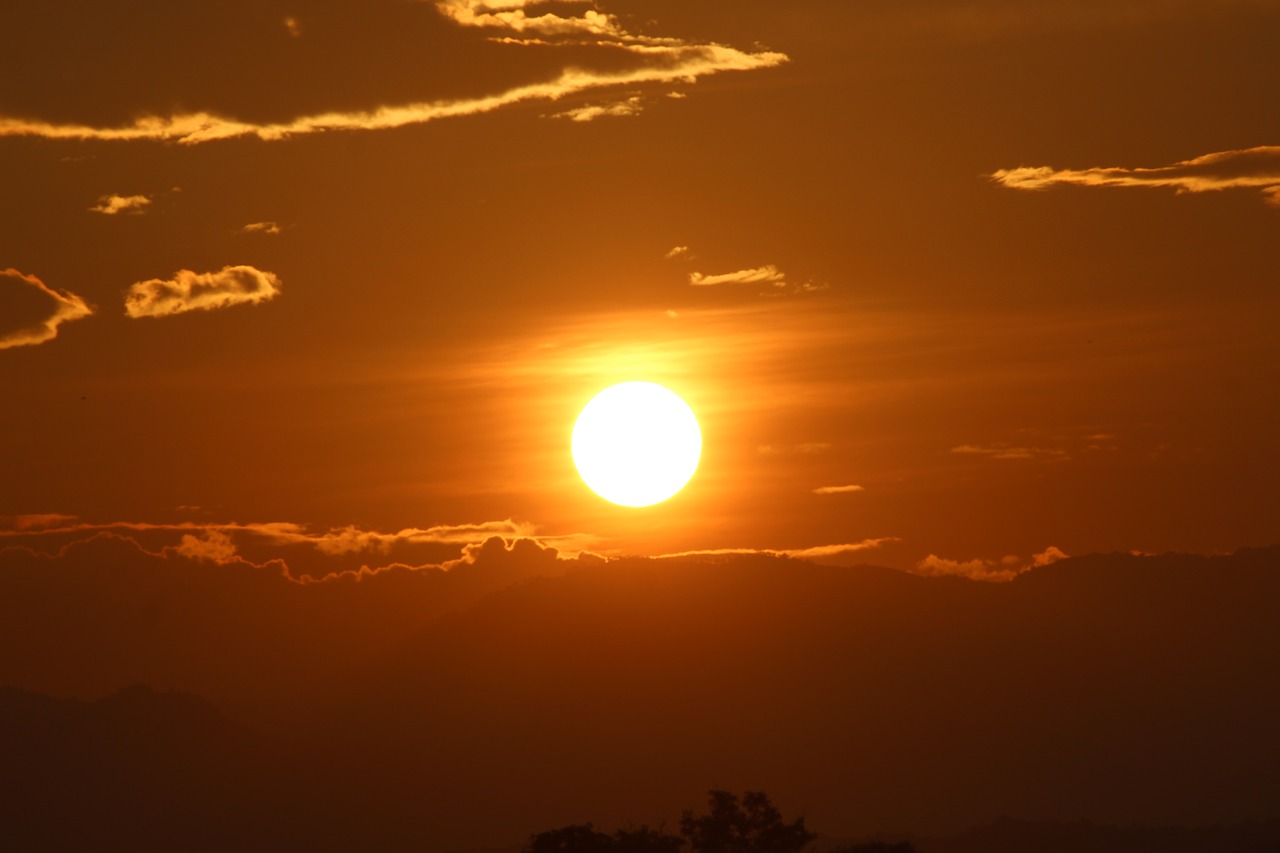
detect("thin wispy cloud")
(0, 269), (94, 350)
(813, 484), (864, 495)
(3, 513), (80, 530)
(992, 145), (1280, 206)
(952, 443), (1068, 461)
(173, 529), (239, 563)
(689, 264), (826, 295)
(240, 221), (282, 235)
(690, 264), (787, 287)
(915, 545), (1068, 582)
(124, 265), (282, 318)
(256, 520), (541, 554)
(88, 193), (151, 215)
(655, 537), (897, 561)
(0, 517), (587, 584)
(435, 0), (625, 39)
(549, 95), (644, 122)
(665, 245), (693, 260)
(758, 442), (831, 456)
(0, 4), (787, 145)
(0, 518), (538, 551)
(1031, 545), (1069, 567)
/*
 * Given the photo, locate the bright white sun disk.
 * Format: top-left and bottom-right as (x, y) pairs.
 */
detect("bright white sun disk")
(572, 382), (701, 507)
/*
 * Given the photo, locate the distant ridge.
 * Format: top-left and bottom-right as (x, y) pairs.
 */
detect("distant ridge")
(0, 685), (321, 851)
(914, 815), (1280, 853)
(2, 546), (1277, 851)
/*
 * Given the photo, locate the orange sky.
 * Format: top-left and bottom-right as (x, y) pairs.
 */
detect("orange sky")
(3, 0), (1278, 577)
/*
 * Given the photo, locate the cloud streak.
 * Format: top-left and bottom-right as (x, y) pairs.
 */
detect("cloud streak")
(435, 0), (625, 38)
(992, 145), (1280, 206)
(690, 264), (787, 287)
(812, 484), (864, 495)
(689, 263), (826, 295)
(915, 546), (1068, 582)
(549, 95), (644, 122)
(240, 221), (282, 235)
(0, 4), (787, 146)
(0, 517), (570, 583)
(952, 443), (1067, 461)
(655, 537), (897, 561)
(88, 194), (151, 215)
(0, 269), (94, 350)
(124, 265), (281, 318)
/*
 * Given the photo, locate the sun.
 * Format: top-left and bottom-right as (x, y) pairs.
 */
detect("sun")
(572, 381), (702, 507)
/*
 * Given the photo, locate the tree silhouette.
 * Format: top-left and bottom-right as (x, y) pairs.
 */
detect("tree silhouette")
(525, 823), (614, 853)
(679, 790), (815, 853)
(524, 822), (683, 853)
(612, 826), (685, 853)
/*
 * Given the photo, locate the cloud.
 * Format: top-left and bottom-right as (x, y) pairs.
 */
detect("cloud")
(549, 95), (644, 122)
(240, 221), (282, 235)
(124, 265), (282, 318)
(689, 264), (826, 295)
(758, 442), (831, 456)
(435, 0), (626, 38)
(88, 194), (151, 215)
(1031, 545), (1069, 567)
(916, 554), (1013, 581)
(665, 245), (693, 260)
(4, 514), (79, 531)
(992, 145), (1280, 206)
(252, 519), (541, 554)
(812, 484), (864, 495)
(915, 545), (1070, 581)
(689, 264), (787, 287)
(172, 530), (238, 563)
(0, 517), (541, 553)
(0, 4), (787, 145)
(0, 269), (94, 350)
(656, 537), (897, 561)
(951, 443), (1068, 461)
(0, 517), (575, 584)
(782, 540), (897, 559)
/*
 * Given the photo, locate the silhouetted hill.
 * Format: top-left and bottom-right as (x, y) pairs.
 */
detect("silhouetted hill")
(314, 546), (1279, 849)
(2, 546), (1277, 851)
(916, 815), (1280, 853)
(0, 532), (573, 728)
(0, 684), (329, 851)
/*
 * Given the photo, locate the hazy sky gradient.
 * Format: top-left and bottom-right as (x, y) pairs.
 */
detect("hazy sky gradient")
(3, 0), (1278, 571)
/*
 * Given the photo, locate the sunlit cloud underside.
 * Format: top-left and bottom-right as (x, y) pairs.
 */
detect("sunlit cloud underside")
(993, 145), (1280, 206)
(0, 1), (787, 145)
(0, 268), (93, 350)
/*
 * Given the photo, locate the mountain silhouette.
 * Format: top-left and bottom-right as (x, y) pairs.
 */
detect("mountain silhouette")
(3, 685), (291, 849)
(917, 815), (1280, 853)
(2, 545), (1277, 850)
(309, 546), (1280, 848)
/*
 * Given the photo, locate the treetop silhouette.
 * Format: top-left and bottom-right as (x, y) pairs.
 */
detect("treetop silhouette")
(680, 790), (816, 853)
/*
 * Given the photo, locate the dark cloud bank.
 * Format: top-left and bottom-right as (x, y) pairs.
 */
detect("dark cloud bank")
(2, 540), (1278, 851)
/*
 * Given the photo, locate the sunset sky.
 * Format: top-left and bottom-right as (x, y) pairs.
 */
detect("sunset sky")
(4, 0), (1278, 579)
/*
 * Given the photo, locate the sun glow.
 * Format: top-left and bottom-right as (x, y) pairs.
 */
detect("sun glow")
(572, 382), (702, 507)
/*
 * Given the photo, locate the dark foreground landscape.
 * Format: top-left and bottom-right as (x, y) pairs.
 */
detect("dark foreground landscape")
(3, 544), (1278, 851)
